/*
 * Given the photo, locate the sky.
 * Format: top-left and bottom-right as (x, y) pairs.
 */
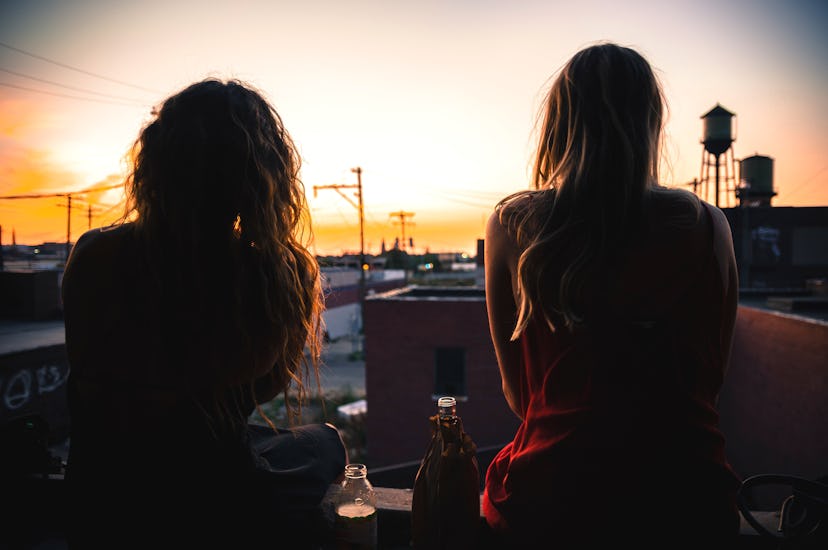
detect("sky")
(1, 0), (826, 256)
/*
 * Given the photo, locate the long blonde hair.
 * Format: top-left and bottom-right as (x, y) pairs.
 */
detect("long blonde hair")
(125, 79), (323, 427)
(501, 43), (696, 337)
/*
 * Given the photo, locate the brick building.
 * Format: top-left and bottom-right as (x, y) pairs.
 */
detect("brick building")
(321, 267), (407, 340)
(364, 285), (828, 495)
(364, 286), (519, 468)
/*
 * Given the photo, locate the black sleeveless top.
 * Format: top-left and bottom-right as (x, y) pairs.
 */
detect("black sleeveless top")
(62, 224), (343, 547)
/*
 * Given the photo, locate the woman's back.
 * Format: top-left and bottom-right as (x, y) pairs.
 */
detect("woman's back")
(483, 41), (741, 547)
(60, 79), (343, 548)
(63, 223), (256, 471)
(484, 194), (740, 545)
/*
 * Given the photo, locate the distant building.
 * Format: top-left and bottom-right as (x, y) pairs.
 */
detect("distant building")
(722, 206), (828, 289)
(473, 207), (828, 291)
(321, 267), (407, 340)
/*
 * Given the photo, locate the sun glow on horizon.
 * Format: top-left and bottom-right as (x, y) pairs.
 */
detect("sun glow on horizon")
(1, 0), (826, 251)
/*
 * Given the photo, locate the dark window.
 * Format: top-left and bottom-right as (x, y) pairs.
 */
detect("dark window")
(434, 347), (466, 397)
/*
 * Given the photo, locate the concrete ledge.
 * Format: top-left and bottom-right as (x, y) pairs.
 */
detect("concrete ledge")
(2, 477), (785, 549)
(369, 487), (782, 549)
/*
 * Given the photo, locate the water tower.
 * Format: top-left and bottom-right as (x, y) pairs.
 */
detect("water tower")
(736, 154), (776, 207)
(699, 104), (737, 207)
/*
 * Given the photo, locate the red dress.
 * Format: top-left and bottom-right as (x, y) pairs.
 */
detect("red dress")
(482, 204), (741, 546)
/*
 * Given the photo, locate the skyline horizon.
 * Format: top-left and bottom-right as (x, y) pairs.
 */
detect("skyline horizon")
(0, 235), (482, 258)
(5, 195), (828, 259)
(2, 127), (825, 256)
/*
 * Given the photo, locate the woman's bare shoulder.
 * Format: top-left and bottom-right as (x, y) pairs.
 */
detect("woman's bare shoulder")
(71, 223), (134, 257)
(704, 202), (734, 240)
(490, 190), (549, 239)
(680, 196), (734, 252)
(498, 189), (546, 215)
(64, 224), (136, 284)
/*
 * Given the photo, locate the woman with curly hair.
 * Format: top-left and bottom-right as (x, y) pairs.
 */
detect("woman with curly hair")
(482, 43), (741, 547)
(62, 79), (345, 547)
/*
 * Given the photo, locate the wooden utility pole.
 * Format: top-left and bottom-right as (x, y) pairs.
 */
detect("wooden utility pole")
(314, 167), (366, 331)
(0, 183), (123, 260)
(389, 210), (415, 251)
(65, 194), (71, 259)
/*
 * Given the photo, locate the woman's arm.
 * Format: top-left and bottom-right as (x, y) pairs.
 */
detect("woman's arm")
(485, 210), (524, 420)
(709, 205), (739, 377)
(61, 230), (104, 374)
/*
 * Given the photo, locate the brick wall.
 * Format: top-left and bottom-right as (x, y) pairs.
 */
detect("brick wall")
(0, 344), (70, 442)
(717, 306), (828, 481)
(364, 288), (519, 467)
(366, 287), (827, 487)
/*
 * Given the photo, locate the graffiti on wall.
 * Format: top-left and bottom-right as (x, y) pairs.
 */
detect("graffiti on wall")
(0, 364), (69, 413)
(752, 226), (782, 266)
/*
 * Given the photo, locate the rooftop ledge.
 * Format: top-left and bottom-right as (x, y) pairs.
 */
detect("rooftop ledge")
(362, 486), (781, 549)
(366, 285), (485, 302)
(6, 476), (782, 549)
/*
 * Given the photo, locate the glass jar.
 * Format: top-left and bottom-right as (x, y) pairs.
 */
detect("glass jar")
(335, 463), (377, 549)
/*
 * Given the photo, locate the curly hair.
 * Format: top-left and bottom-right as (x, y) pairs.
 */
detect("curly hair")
(125, 78), (323, 428)
(501, 43), (698, 336)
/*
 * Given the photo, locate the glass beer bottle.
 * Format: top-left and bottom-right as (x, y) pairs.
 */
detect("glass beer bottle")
(335, 463), (377, 549)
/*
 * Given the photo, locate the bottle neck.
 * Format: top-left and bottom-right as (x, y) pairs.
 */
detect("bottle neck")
(344, 463), (368, 481)
(437, 396), (457, 420)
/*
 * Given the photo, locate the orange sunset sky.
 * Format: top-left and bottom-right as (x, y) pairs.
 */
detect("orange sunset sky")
(1, 0), (826, 256)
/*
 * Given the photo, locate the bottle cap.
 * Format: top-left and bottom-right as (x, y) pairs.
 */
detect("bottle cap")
(437, 396), (456, 408)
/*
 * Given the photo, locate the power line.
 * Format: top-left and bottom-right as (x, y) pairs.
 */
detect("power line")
(95, 200), (127, 219)
(421, 191), (497, 209)
(782, 165), (828, 202)
(82, 181), (125, 194)
(0, 41), (163, 95)
(0, 182), (123, 200)
(0, 182), (124, 258)
(0, 67), (149, 104)
(313, 167), (367, 332)
(368, 167), (511, 201)
(0, 82), (147, 107)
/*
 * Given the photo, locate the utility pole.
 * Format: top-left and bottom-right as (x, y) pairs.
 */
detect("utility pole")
(0, 183), (123, 261)
(685, 178), (700, 195)
(389, 210), (415, 251)
(65, 194), (71, 260)
(56, 198), (104, 258)
(314, 167), (366, 334)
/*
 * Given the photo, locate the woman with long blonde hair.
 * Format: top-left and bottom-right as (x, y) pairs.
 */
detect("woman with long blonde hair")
(482, 43), (740, 546)
(62, 79), (345, 547)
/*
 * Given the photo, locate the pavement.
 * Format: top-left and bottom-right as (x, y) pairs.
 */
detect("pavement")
(0, 319), (365, 396)
(317, 335), (366, 398)
(0, 319), (65, 355)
